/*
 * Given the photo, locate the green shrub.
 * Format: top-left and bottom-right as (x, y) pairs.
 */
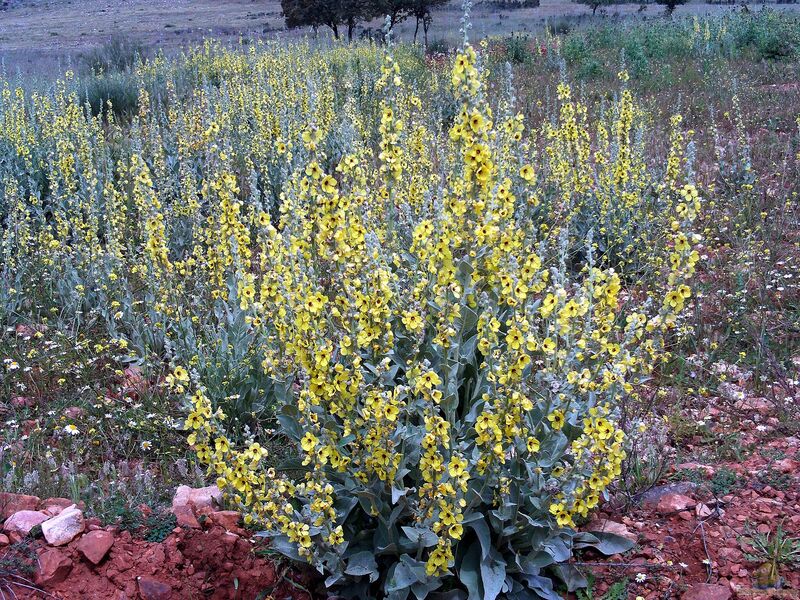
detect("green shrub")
(80, 36), (146, 74)
(577, 58), (604, 80)
(505, 34), (535, 65)
(81, 71), (140, 119)
(561, 35), (589, 65)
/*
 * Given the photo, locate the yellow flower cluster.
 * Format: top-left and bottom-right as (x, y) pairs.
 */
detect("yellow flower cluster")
(175, 42), (699, 578)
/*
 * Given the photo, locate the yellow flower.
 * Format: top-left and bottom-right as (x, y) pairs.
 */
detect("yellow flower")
(548, 410), (565, 430)
(300, 432), (318, 453)
(185, 412), (204, 430)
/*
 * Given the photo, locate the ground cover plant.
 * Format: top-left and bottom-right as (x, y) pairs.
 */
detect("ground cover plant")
(1, 6), (799, 600)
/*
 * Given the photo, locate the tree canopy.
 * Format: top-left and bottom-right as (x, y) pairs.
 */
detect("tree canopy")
(281, 0), (448, 43)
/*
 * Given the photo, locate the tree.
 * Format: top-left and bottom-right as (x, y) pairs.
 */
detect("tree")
(376, 0), (414, 28)
(281, 0), (448, 46)
(408, 0), (448, 47)
(655, 0), (687, 14)
(574, 0), (617, 17)
(372, 0), (448, 47)
(281, 0), (380, 41)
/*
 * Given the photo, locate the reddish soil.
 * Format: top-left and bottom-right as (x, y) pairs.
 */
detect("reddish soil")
(582, 393), (800, 600)
(7, 524), (312, 600)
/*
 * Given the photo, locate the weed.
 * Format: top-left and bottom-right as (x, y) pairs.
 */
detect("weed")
(99, 497), (144, 532)
(673, 466), (741, 496)
(561, 34), (588, 65)
(709, 468), (742, 496)
(0, 541), (41, 598)
(712, 432), (752, 462)
(756, 467), (792, 491)
(426, 39), (449, 54)
(145, 511), (177, 543)
(740, 523), (800, 587)
(577, 574), (629, 600)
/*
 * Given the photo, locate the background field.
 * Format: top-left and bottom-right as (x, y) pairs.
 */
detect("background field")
(2, 0), (799, 74)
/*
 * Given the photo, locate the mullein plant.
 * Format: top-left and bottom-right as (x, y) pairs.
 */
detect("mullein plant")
(0, 13), (706, 599)
(176, 23), (701, 600)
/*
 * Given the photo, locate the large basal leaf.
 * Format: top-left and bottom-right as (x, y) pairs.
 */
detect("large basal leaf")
(258, 533), (306, 563)
(459, 542), (482, 600)
(467, 516), (492, 560)
(518, 572), (562, 600)
(555, 564), (588, 592)
(480, 549), (507, 600)
(344, 550), (379, 582)
(573, 531), (635, 555)
(400, 526), (439, 548)
(276, 404), (303, 441)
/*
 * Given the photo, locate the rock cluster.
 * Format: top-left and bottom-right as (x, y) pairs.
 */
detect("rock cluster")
(0, 487), (309, 600)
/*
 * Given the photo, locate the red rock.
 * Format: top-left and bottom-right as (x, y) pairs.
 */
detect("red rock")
(64, 406), (85, 419)
(719, 547), (744, 562)
(696, 502), (714, 518)
(641, 482), (697, 510)
(76, 530), (115, 564)
(172, 485), (222, 512)
(11, 395), (35, 408)
(682, 583), (731, 600)
(36, 548), (73, 585)
(756, 523), (771, 534)
(721, 563), (738, 577)
(40, 497), (75, 516)
(586, 519), (637, 543)
(123, 366), (146, 393)
(678, 510), (693, 521)
(775, 458), (799, 474)
(174, 505), (200, 529)
(3, 509), (49, 535)
(734, 397), (771, 415)
(210, 510), (241, 531)
(137, 576), (172, 600)
(42, 504), (85, 546)
(655, 492), (695, 514)
(7, 531), (23, 544)
(0, 492), (41, 519)
(15, 324), (40, 337)
(0, 534), (9, 545)
(676, 462), (716, 476)
(21, 419), (39, 435)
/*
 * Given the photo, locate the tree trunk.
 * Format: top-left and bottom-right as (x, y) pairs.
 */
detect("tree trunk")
(414, 17), (420, 43)
(329, 22), (339, 39)
(347, 16), (355, 41)
(423, 13), (430, 49)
